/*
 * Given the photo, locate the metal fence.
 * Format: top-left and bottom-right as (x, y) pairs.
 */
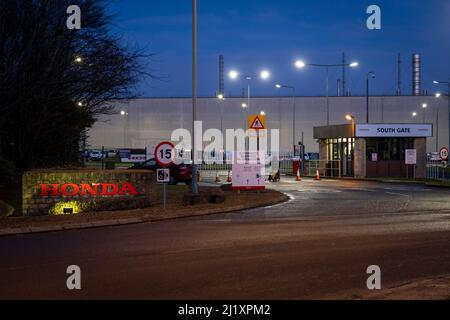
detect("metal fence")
(427, 160), (450, 181)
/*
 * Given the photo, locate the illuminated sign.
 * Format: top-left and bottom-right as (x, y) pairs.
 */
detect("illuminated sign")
(40, 183), (140, 197)
(356, 124), (433, 138)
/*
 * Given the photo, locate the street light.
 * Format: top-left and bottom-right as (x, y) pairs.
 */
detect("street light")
(74, 56), (83, 63)
(294, 59), (359, 125)
(345, 114), (356, 135)
(229, 69), (270, 158)
(295, 60), (306, 69)
(228, 69), (271, 114)
(433, 79), (450, 149)
(260, 111), (266, 116)
(412, 112), (418, 117)
(275, 83), (297, 156)
(216, 94), (225, 137)
(345, 114), (355, 121)
(229, 70), (239, 80)
(120, 110), (129, 147)
(260, 70), (271, 80)
(366, 72), (376, 124)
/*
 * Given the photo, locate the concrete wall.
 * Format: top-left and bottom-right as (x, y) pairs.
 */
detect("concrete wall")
(89, 96), (449, 154)
(22, 170), (155, 216)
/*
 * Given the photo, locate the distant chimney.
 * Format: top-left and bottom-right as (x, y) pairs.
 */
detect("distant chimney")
(412, 53), (421, 96)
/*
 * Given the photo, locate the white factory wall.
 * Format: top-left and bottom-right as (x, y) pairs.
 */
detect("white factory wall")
(89, 96), (449, 154)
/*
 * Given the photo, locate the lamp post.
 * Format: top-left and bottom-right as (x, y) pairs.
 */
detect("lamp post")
(345, 114), (355, 135)
(366, 72), (376, 124)
(228, 69), (271, 116)
(217, 94), (225, 135)
(295, 60), (358, 125)
(191, 0), (198, 194)
(229, 69), (271, 159)
(276, 84), (296, 156)
(241, 103), (248, 131)
(120, 110), (129, 148)
(421, 103), (428, 124)
(433, 79), (450, 149)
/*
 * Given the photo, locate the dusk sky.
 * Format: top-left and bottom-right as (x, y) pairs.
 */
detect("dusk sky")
(109, 0), (450, 97)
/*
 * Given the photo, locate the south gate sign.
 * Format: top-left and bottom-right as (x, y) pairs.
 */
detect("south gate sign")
(356, 124), (433, 138)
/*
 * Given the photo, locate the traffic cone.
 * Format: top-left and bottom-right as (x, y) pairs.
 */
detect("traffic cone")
(315, 169), (321, 181)
(226, 170), (232, 183)
(296, 168), (302, 182)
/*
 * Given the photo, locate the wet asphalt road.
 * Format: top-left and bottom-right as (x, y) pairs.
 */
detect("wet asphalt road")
(1, 178), (450, 299)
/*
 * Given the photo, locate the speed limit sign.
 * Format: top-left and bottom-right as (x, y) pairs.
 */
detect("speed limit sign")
(440, 147), (449, 161)
(155, 141), (175, 167)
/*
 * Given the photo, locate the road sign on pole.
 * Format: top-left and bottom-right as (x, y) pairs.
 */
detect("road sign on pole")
(405, 149), (417, 165)
(155, 141), (175, 167)
(440, 147), (449, 161)
(157, 168), (170, 183)
(157, 168), (170, 210)
(248, 115), (266, 130)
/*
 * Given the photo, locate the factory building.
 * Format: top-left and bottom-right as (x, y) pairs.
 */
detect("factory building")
(89, 96), (449, 157)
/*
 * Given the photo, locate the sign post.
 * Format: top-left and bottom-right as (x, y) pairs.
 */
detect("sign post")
(248, 115), (266, 164)
(155, 141), (175, 167)
(157, 168), (170, 210)
(155, 141), (175, 210)
(405, 149), (417, 179)
(440, 147), (449, 162)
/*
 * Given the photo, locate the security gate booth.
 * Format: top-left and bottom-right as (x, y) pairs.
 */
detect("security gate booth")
(314, 124), (433, 179)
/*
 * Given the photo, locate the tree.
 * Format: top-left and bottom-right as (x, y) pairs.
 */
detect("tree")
(0, 0), (152, 170)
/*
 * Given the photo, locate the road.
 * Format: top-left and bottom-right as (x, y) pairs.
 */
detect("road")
(1, 178), (450, 299)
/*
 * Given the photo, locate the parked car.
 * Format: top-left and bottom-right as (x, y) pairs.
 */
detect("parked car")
(129, 159), (193, 185)
(88, 150), (105, 161)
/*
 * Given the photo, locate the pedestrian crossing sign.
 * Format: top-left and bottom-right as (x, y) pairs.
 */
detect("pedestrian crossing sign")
(248, 115), (266, 130)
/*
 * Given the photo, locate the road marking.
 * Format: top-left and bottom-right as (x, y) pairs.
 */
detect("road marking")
(297, 189), (342, 193)
(346, 188), (376, 192)
(385, 191), (410, 197)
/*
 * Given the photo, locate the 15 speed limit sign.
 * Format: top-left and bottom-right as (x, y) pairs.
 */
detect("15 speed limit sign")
(155, 141), (175, 167)
(440, 147), (449, 161)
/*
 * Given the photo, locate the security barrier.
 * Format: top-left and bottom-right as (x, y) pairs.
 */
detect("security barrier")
(427, 161), (450, 181)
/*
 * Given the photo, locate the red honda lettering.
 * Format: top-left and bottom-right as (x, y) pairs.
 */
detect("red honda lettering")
(100, 184), (119, 196)
(61, 184), (80, 196)
(118, 182), (140, 195)
(40, 184), (60, 196)
(80, 184), (99, 196)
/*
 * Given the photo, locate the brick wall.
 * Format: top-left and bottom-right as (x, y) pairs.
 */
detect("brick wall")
(22, 170), (155, 216)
